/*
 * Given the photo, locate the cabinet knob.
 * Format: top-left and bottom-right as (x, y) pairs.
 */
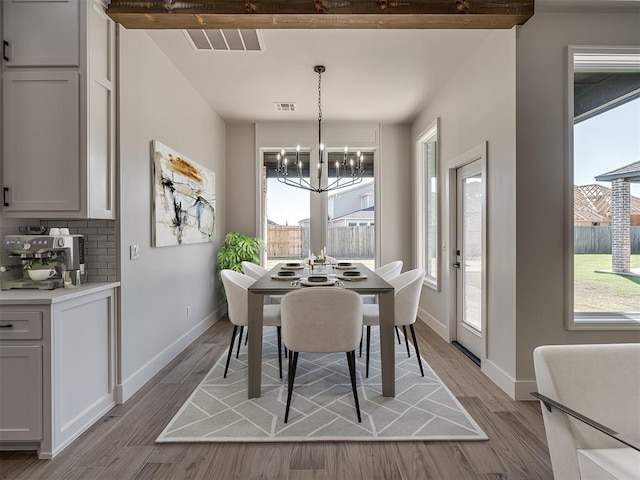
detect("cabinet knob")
(0, 324), (14, 329)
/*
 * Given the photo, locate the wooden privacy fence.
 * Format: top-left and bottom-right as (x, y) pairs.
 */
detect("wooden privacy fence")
(574, 226), (640, 254)
(267, 225), (374, 259)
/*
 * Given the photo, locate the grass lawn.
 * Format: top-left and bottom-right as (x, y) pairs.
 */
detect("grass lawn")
(574, 254), (640, 312)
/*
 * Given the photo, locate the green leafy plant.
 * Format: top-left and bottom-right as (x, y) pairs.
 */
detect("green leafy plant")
(216, 231), (264, 280)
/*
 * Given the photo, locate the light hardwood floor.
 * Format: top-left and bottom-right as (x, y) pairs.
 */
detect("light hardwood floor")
(0, 319), (553, 480)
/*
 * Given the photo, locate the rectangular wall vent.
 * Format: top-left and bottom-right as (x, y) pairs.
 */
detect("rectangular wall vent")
(274, 103), (296, 112)
(184, 29), (264, 52)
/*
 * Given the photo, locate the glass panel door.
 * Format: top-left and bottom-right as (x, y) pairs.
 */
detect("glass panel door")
(456, 160), (483, 357)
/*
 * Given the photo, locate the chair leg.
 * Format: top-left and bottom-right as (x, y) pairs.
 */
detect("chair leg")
(224, 325), (238, 378)
(365, 326), (371, 378)
(359, 327), (363, 358)
(409, 324), (424, 377)
(284, 351), (299, 423)
(244, 329), (248, 346)
(395, 325), (401, 344)
(236, 326), (244, 358)
(346, 350), (362, 423)
(402, 326), (411, 358)
(276, 326), (283, 379)
(284, 346), (288, 359)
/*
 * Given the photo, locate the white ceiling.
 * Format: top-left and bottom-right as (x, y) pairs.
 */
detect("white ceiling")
(147, 0), (638, 124)
(148, 29), (492, 124)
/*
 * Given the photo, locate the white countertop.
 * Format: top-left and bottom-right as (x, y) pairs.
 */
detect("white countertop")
(0, 282), (120, 305)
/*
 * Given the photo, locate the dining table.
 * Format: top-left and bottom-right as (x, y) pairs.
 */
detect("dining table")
(247, 262), (395, 399)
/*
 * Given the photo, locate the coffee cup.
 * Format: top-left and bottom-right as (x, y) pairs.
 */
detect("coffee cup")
(28, 269), (57, 281)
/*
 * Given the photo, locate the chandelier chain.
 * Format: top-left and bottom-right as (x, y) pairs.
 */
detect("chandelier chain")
(317, 68), (322, 124)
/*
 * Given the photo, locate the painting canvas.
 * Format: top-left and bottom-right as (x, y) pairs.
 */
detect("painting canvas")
(152, 140), (216, 247)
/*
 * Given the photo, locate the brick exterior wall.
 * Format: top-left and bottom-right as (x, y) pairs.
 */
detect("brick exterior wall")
(40, 219), (118, 282)
(611, 179), (631, 273)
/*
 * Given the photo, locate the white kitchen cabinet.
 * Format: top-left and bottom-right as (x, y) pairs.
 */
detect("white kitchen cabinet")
(1, 0), (116, 219)
(0, 284), (118, 459)
(2, 0), (80, 67)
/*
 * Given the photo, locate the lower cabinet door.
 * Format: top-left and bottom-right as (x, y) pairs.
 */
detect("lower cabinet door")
(0, 345), (42, 441)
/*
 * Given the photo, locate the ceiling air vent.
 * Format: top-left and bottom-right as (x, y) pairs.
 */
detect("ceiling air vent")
(184, 29), (264, 52)
(274, 103), (296, 112)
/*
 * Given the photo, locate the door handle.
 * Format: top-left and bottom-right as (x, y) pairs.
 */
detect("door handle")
(2, 40), (8, 62)
(453, 262), (461, 268)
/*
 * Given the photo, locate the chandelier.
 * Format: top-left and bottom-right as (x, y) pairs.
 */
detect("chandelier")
(275, 65), (365, 193)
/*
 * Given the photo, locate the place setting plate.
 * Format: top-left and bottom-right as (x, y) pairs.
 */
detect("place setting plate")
(271, 271), (302, 281)
(336, 271), (368, 281)
(334, 262), (357, 270)
(299, 275), (338, 287)
(281, 262), (305, 270)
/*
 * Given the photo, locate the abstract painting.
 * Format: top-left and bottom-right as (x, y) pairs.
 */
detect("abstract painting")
(152, 140), (215, 247)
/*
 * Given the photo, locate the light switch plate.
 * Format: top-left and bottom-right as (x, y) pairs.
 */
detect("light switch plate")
(130, 244), (140, 260)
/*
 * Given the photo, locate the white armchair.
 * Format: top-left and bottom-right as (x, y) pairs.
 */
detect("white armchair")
(533, 343), (640, 480)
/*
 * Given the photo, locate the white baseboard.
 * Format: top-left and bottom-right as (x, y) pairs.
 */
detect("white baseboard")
(482, 358), (516, 398)
(514, 379), (539, 401)
(120, 307), (224, 402)
(417, 306), (449, 341)
(481, 359), (539, 401)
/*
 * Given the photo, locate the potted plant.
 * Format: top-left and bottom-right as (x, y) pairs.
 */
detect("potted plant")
(216, 231), (264, 280)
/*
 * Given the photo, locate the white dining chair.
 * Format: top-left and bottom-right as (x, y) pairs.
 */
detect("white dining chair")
(359, 260), (404, 354)
(242, 261), (284, 305)
(363, 268), (425, 378)
(280, 288), (363, 423)
(362, 260), (403, 305)
(221, 269), (283, 379)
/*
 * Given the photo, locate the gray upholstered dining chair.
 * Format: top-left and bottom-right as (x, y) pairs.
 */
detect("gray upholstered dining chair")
(221, 269), (283, 379)
(363, 268), (425, 378)
(280, 288), (363, 423)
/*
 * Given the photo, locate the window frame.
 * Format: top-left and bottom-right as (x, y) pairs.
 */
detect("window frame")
(415, 119), (440, 290)
(566, 45), (640, 331)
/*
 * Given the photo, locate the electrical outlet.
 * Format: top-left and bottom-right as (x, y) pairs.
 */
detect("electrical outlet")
(130, 244), (140, 260)
(186, 306), (191, 318)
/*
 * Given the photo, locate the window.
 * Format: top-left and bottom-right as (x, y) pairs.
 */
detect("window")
(261, 150), (311, 268)
(416, 120), (439, 289)
(568, 46), (640, 329)
(326, 150), (376, 268)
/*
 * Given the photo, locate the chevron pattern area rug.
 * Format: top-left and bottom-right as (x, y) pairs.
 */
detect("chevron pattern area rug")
(156, 327), (488, 443)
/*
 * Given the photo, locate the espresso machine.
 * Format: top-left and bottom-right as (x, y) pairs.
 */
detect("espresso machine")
(1, 234), (86, 290)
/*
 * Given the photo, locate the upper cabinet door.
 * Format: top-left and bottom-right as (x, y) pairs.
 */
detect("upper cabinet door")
(3, 0), (80, 67)
(3, 71), (81, 213)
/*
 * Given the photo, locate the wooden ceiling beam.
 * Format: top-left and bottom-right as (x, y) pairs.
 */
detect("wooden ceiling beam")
(106, 1), (534, 30)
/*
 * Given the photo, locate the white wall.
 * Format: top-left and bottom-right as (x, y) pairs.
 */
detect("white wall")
(226, 123), (257, 236)
(118, 28), (226, 400)
(515, 10), (640, 386)
(411, 30), (518, 392)
(225, 121), (412, 268)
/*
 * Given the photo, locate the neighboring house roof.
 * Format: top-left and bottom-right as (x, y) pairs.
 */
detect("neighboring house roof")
(574, 184), (640, 223)
(332, 208), (375, 222)
(594, 160), (640, 182)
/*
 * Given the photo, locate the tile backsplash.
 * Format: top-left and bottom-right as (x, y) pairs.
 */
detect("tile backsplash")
(39, 219), (118, 283)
